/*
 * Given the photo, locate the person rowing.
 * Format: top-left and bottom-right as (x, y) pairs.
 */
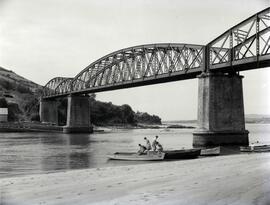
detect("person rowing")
(156, 141), (163, 152)
(137, 144), (147, 155)
(152, 135), (159, 151)
(144, 137), (152, 151)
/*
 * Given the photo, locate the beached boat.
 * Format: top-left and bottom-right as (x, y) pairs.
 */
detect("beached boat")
(163, 149), (201, 159)
(108, 149), (201, 161)
(240, 145), (270, 152)
(107, 151), (165, 161)
(253, 145), (270, 152)
(240, 146), (253, 152)
(200, 146), (220, 156)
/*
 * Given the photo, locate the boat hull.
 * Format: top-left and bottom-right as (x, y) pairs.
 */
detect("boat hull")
(240, 146), (253, 152)
(108, 151), (165, 161)
(108, 149), (201, 161)
(200, 146), (220, 156)
(163, 149), (201, 159)
(254, 145), (270, 152)
(240, 145), (270, 152)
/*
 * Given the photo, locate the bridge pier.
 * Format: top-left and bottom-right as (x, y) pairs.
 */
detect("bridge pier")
(63, 95), (93, 133)
(193, 72), (249, 146)
(39, 98), (59, 125)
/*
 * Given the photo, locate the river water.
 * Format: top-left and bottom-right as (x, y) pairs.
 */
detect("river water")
(0, 123), (269, 178)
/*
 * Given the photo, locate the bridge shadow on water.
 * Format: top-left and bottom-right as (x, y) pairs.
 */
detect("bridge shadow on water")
(218, 146), (243, 156)
(40, 134), (93, 172)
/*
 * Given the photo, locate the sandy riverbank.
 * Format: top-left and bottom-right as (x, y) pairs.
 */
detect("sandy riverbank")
(1, 153), (270, 205)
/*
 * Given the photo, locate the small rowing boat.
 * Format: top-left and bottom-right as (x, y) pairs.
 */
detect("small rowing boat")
(200, 146), (220, 156)
(107, 151), (165, 161)
(240, 146), (253, 152)
(240, 145), (270, 152)
(253, 145), (270, 152)
(108, 149), (201, 161)
(163, 149), (201, 159)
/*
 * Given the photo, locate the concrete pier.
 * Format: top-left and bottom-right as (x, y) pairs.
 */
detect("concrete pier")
(39, 98), (59, 125)
(63, 95), (93, 133)
(193, 72), (249, 146)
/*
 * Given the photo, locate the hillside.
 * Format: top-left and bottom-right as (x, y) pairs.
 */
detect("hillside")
(0, 67), (43, 121)
(0, 66), (161, 125)
(89, 96), (161, 126)
(0, 67), (42, 92)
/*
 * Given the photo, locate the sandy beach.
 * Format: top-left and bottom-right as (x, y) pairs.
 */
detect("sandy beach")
(1, 152), (270, 205)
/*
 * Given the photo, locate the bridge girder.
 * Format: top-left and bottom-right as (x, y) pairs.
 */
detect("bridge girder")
(43, 77), (70, 97)
(70, 44), (204, 94)
(208, 7), (270, 72)
(54, 78), (73, 96)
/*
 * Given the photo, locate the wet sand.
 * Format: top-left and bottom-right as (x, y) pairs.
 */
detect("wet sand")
(1, 153), (270, 205)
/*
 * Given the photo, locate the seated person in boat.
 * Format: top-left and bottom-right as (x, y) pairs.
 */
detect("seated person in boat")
(138, 144), (147, 155)
(144, 137), (152, 151)
(156, 141), (163, 152)
(152, 136), (159, 151)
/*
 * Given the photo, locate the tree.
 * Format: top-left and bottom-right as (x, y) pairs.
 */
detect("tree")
(0, 98), (8, 107)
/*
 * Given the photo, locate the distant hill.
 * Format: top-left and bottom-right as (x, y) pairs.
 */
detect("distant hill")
(245, 114), (270, 124)
(0, 66), (161, 125)
(164, 115), (270, 125)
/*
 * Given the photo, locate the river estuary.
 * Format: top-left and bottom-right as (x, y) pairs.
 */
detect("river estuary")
(0, 123), (269, 178)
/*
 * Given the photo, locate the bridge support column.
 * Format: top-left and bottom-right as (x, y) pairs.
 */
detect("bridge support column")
(39, 98), (59, 125)
(63, 95), (93, 133)
(193, 72), (249, 146)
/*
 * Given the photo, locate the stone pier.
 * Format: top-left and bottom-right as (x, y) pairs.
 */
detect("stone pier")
(63, 95), (93, 133)
(39, 98), (59, 125)
(193, 72), (249, 146)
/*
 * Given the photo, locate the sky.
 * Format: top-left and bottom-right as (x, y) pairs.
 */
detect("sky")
(0, 0), (269, 120)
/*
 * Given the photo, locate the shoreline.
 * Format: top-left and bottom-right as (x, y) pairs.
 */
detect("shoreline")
(1, 121), (269, 133)
(0, 122), (63, 132)
(1, 153), (270, 205)
(0, 122), (195, 133)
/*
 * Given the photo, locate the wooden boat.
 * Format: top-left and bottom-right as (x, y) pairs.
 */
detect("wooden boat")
(200, 146), (220, 156)
(163, 149), (201, 159)
(107, 151), (165, 161)
(240, 146), (254, 152)
(108, 149), (201, 161)
(253, 145), (270, 152)
(240, 145), (270, 152)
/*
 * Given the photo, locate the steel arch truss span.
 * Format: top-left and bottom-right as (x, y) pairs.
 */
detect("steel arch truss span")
(43, 77), (72, 97)
(208, 7), (270, 72)
(54, 78), (73, 95)
(69, 44), (204, 94)
(42, 7), (270, 98)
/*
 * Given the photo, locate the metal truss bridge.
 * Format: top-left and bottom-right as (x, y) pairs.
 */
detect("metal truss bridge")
(43, 8), (270, 99)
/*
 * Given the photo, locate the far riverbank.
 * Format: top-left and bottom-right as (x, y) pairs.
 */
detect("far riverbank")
(0, 121), (195, 133)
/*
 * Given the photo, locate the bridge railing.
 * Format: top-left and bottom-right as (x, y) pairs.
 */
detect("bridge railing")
(208, 7), (270, 71)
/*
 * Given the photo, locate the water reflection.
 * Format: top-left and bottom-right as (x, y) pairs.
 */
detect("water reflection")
(41, 134), (92, 171)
